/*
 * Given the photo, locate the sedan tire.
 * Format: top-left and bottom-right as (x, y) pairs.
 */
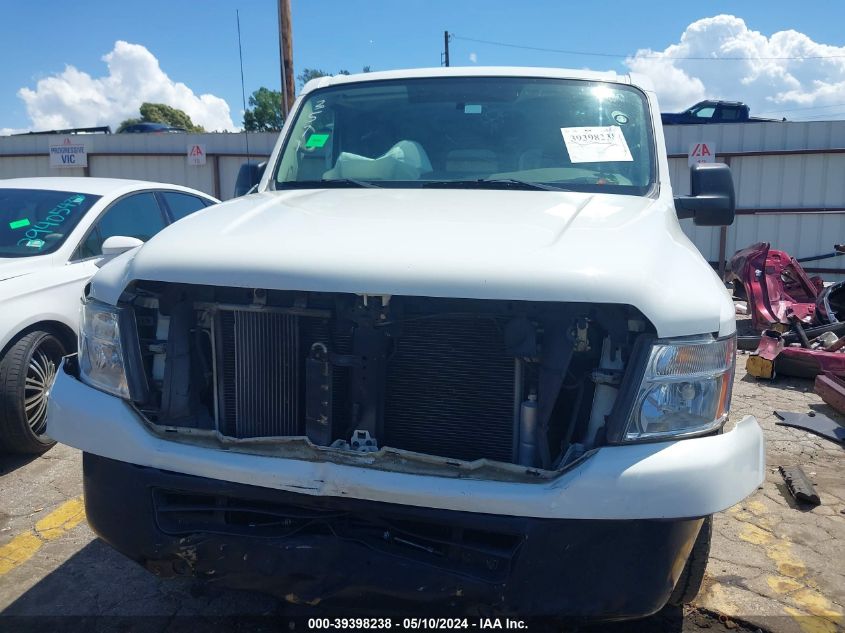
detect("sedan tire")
(0, 331), (65, 454)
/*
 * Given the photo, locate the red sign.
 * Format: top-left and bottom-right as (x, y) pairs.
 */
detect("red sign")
(688, 142), (716, 167)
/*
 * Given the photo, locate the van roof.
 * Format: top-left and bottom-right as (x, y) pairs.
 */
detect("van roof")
(301, 66), (654, 95)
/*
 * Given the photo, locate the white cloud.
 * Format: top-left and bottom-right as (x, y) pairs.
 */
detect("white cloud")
(17, 41), (236, 132)
(0, 127), (27, 137)
(469, 52), (478, 64)
(626, 15), (845, 118)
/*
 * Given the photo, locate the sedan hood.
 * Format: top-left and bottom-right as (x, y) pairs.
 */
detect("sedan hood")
(92, 188), (733, 338)
(0, 256), (54, 282)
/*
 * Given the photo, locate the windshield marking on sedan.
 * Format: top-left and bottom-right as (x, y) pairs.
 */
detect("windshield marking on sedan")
(15, 193), (87, 247)
(9, 218), (31, 230)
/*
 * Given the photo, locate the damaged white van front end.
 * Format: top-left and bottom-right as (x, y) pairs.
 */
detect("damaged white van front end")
(47, 67), (764, 620)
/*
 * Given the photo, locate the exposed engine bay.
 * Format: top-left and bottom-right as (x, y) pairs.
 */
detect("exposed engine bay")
(123, 283), (655, 477)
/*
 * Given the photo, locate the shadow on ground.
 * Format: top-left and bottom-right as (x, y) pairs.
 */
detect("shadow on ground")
(1, 539), (766, 633)
(0, 454), (39, 477)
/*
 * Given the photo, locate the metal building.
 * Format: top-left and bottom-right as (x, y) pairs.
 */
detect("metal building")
(666, 121), (845, 282)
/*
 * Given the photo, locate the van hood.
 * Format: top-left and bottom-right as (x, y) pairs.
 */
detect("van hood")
(91, 188), (734, 338)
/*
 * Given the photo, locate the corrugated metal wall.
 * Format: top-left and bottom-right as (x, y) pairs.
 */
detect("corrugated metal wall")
(1, 122), (843, 281)
(665, 121), (845, 282)
(0, 132), (278, 200)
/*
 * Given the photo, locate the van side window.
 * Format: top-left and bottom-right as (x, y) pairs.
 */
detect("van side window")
(74, 192), (166, 259)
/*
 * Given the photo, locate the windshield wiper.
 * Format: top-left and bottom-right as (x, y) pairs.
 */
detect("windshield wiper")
(279, 178), (382, 189)
(422, 178), (572, 192)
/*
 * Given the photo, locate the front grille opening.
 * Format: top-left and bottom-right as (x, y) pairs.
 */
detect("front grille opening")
(154, 490), (343, 538)
(131, 283), (653, 468)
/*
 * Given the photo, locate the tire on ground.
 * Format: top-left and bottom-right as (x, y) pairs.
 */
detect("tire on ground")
(668, 515), (712, 606)
(0, 331), (66, 454)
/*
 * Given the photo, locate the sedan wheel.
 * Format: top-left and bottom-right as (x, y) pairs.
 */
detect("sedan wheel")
(25, 345), (59, 435)
(0, 331), (66, 454)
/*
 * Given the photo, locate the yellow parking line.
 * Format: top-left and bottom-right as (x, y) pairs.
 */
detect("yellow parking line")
(34, 496), (85, 540)
(0, 496), (85, 576)
(731, 501), (844, 633)
(0, 531), (43, 575)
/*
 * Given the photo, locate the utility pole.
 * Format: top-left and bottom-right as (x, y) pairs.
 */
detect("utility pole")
(278, 0), (295, 117)
(443, 31), (450, 67)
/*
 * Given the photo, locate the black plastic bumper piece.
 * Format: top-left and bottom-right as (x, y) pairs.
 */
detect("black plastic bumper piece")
(82, 453), (703, 620)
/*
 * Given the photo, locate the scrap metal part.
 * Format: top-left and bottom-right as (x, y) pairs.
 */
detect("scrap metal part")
(729, 242), (844, 337)
(778, 465), (821, 506)
(746, 330), (784, 379)
(728, 242), (823, 331)
(775, 346), (845, 380)
(815, 372), (845, 416)
(774, 410), (845, 446)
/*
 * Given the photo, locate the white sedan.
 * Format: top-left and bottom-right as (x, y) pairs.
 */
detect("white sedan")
(0, 177), (218, 453)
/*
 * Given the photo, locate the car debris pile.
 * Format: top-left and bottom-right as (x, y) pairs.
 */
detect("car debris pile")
(729, 242), (845, 414)
(730, 242), (845, 510)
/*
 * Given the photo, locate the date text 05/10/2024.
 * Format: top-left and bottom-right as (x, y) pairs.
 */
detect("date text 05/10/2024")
(307, 618), (529, 630)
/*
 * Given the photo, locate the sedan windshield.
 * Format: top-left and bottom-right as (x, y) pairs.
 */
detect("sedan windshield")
(274, 76), (654, 195)
(0, 189), (100, 258)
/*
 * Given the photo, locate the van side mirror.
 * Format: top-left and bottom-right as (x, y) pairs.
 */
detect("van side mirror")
(675, 162), (736, 226)
(234, 161), (267, 197)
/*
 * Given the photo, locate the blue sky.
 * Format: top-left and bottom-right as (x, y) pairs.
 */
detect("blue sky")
(2, 0), (845, 132)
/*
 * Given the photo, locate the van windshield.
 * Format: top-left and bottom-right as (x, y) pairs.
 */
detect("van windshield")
(0, 189), (100, 258)
(274, 76), (655, 195)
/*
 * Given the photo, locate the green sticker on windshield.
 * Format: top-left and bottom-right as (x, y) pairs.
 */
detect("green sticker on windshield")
(305, 133), (330, 148)
(9, 218), (30, 230)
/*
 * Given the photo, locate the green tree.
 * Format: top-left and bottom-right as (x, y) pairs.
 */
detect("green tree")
(296, 67), (371, 89)
(243, 87), (284, 132)
(297, 68), (330, 88)
(117, 103), (205, 133)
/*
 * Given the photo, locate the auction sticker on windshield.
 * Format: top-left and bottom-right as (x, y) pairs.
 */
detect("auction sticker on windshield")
(561, 126), (633, 163)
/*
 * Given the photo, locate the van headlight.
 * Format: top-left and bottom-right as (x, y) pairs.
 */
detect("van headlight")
(79, 300), (130, 399)
(624, 335), (735, 441)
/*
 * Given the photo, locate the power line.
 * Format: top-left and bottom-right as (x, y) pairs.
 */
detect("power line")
(757, 102), (845, 115)
(451, 34), (845, 61)
(796, 111), (845, 120)
(236, 10), (251, 164)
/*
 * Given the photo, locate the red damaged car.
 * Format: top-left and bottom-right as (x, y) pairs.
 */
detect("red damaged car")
(729, 242), (844, 332)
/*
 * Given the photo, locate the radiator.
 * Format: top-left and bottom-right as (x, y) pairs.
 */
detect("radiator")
(216, 309), (301, 438)
(384, 316), (515, 463)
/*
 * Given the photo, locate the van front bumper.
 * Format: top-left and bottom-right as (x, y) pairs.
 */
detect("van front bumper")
(83, 452), (704, 619)
(47, 367), (766, 521)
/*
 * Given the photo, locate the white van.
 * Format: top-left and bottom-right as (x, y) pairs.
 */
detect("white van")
(47, 68), (764, 621)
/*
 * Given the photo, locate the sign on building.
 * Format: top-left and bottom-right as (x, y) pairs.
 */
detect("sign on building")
(49, 137), (87, 168)
(688, 142), (716, 167)
(187, 144), (207, 166)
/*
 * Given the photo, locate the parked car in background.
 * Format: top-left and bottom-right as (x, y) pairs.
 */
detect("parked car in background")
(0, 177), (218, 454)
(662, 100), (784, 124)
